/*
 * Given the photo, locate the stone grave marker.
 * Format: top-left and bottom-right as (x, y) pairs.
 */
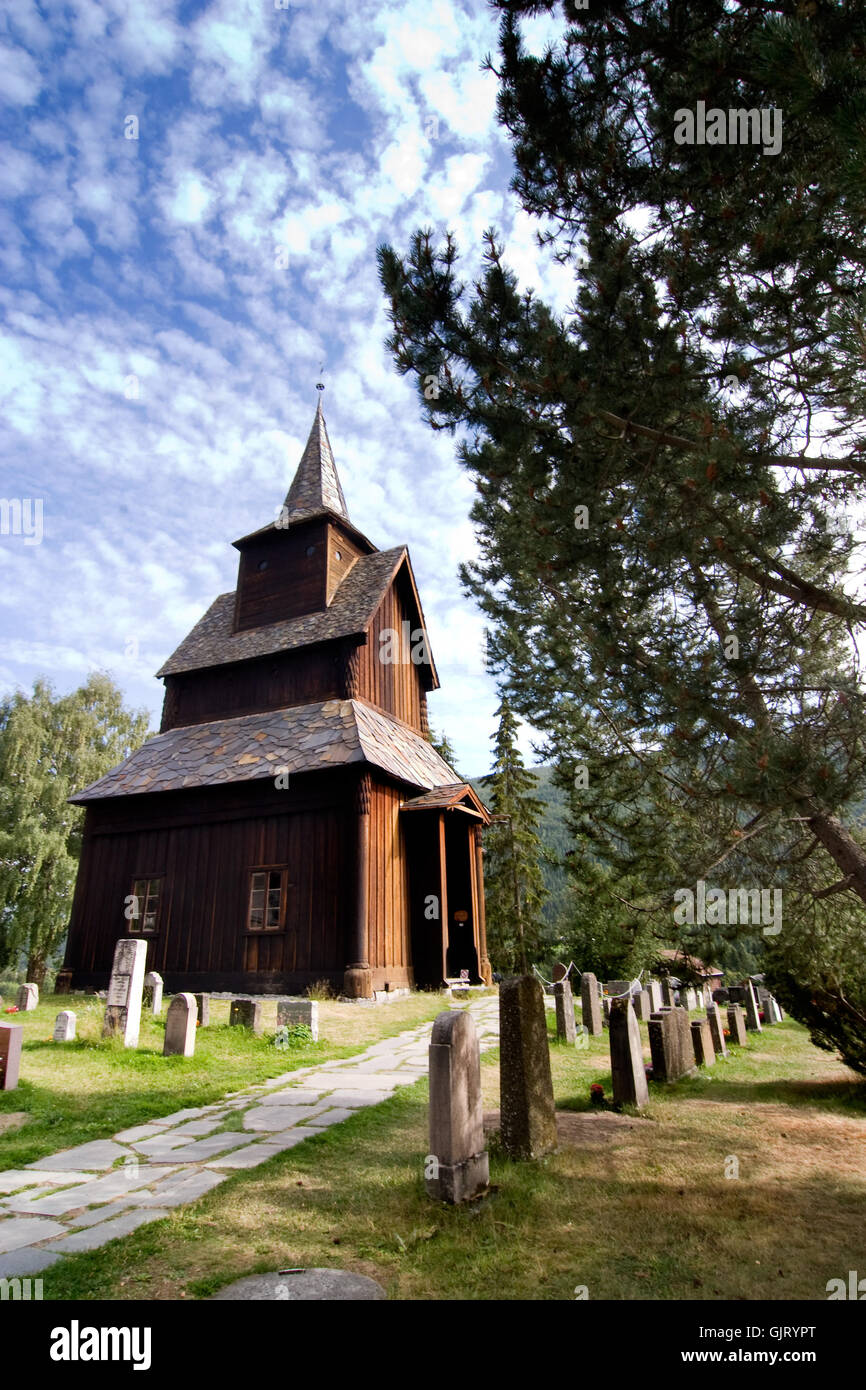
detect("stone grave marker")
(53, 1010), (76, 1042)
(727, 985), (746, 1005)
(632, 988), (652, 1022)
(706, 1002), (728, 1057)
(552, 962), (569, 982)
(0, 1023), (23, 1091)
(425, 1009), (489, 1203)
(553, 979), (576, 1044)
(16, 983), (38, 1012)
(713, 987), (730, 1004)
(648, 1007), (695, 1082)
(690, 1017), (715, 1067)
(743, 981), (762, 1032)
(647, 980), (663, 1012)
(499, 975), (557, 1160)
(102, 938), (148, 1047)
(727, 1004), (747, 1046)
(164, 993), (197, 1057)
(580, 971), (603, 1037)
(143, 971), (163, 1015)
(276, 999), (319, 1041)
(194, 993), (210, 1026)
(661, 980), (676, 1007)
(682, 987), (698, 1011)
(765, 995), (783, 1025)
(609, 997), (649, 1108)
(230, 998), (263, 1034)
(54, 969), (73, 995)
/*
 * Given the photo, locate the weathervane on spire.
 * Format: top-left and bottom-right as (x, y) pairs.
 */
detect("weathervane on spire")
(316, 363), (325, 393)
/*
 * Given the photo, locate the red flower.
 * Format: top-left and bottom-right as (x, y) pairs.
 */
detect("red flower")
(4, 1005), (19, 1013)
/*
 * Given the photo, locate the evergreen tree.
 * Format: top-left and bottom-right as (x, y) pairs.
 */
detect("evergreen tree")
(380, 0), (866, 1067)
(0, 674), (151, 985)
(428, 727), (460, 775)
(480, 695), (548, 973)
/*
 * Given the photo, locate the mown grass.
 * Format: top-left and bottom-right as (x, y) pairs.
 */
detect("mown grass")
(0, 990), (459, 1168)
(38, 1012), (866, 1302)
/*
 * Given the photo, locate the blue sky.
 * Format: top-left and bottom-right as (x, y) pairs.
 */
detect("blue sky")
(0, 0), (573, 774)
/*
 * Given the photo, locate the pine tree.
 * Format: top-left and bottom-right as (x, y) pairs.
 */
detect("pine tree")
(480, 696), (548, 974)
(379, 1), (866, 1067)
(428, 727), (460, 776)
(0, 674), (151, 985)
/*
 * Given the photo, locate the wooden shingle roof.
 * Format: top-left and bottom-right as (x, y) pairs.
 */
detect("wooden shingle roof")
(69, 699), (459, 802)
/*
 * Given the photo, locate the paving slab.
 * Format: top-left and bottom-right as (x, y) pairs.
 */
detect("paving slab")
(42, 1208), (170, 1253)
(114, 1123), (172, 1143)
(300, 1108), (358, 1127)
(255, 1089), (329, 1106)
(0, 1247), (62, 1276)
(139, 1132), (260, 1164)
(0, 1215), (69, 1253)
(3, 1165), (175, 1216)
(0, 1170), (92, 1194)
(318, 1090), (395, 1109)
(26, 1140), (131, 1171)
(242, 1105), (330, 1132)
(67, 1200), (137, 1229)
(125, 1169), (229, 1207)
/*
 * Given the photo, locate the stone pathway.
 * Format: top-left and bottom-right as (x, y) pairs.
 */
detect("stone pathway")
(0, 996), (500, 1277)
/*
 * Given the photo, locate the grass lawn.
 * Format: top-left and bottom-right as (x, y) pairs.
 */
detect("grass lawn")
(0, 989), (456, 1169)
(34, 1009), (866, 1302)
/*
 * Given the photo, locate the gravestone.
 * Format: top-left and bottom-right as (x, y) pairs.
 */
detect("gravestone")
(143, 971), (163, 1015)
(727, 1004), (747, 1046)
(0, 1023), (23, 1091)
(713, 987), (730, 1004)
(552, 962), (569, 982)
(648, 1007), (695, 1082)
(682, 987), (698, 1011)
(499, 975), (557, 1160)
(661, 980), (676, 1007)
(54, 969), (73, 995)
(727, 985), (746, 1005)
(53, 1010), (76, 1042)
(602, 997), (612, 1026)
(230, 997), (263, 1034)
(16, 983), (38, 1012)
(194, 993), (210, 1026)
(765, 995), (783, 1025)
(743, 981), (762, 1032)
(647, 980), (663, 1012)
(164, 993), (197, 1057)
(706, 1003), (728, 1057)
(102, 938), (148, 1047)
(425, 1009), (489, 1203)
(276, 999), (319, 1041)
(632, 988), (652, 1022)
(690, 1017), (715, 1067)
(553, 979), (576, 1044)
(579, 971), (603, 1037)
(609, 998), (649, 1109)
(606, 980), (630, 1000)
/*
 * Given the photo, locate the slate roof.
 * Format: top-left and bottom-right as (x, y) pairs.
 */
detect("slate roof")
(401, 784), (490, 821)
(156, 546), (408, 677)
(69, 699), (459, 803)
(282, 398), (349, 523)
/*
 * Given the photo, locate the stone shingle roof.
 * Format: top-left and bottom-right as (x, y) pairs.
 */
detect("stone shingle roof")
(156, 546), (407, 677)
(69, 699), (459, 802)
(401, 784), (490, 820)
(282, 398), (349, 523)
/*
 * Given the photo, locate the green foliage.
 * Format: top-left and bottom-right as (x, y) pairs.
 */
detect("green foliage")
(428, 727), (460, 776)
(478, 695), (548, 973)
(274, 1023), (314, 1049)
(0, 674), (151, 983)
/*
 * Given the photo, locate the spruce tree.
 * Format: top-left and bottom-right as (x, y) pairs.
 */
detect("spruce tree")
(379, 1), (866, 1066)
(480, 695), (548, 974)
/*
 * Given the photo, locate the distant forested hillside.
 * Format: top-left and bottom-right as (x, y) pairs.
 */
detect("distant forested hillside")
(471, 765), (569, 927)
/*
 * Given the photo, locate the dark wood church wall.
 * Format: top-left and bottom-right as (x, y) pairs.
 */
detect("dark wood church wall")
(366, 777), (412, 986)
(160, 644), (343, 731)
(234, 521), (327, 631)
(357, 578), (427, 732)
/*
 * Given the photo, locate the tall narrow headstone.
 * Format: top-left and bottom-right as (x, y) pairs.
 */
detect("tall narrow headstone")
(648, 1008), (696, 1082)
(194, 993), (210, 1026)
(16, 983), (38, 1012)
(647, 980), (663, 1012)
(609, 998), (649, 1108)
(0, 1023), (23, 1091)
(727, 1004), (747, 1046)
(632, 989), (652, 1022)
(682, 987), (698, 1011)
(552, 962), (568, 982)
(54, 969), (73, 995)
(706, 1003), (728, 1057)
(143, 971), (164, 1015)
(743, 981), (762, 1032)
(230, 998), (263, 1034)
(426, 1009), (489, 1203)
(713, 987), (730, 1004)
(276, 999), (319, 1040)
(580, 972), (602, 1037)
(164, 993), (197, 1057)
(553, 979), (576, 1044)
(53, 1010), (76, 1042)
(102, 938), (148, 1047)
(661, 980), (676, 1007)
(499, 975), (557, 1160)
(690, 1018), (715, 1066)
(766, 995), (783, 1025)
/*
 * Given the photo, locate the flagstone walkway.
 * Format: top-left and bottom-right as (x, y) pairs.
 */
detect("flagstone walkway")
(0, 996), (500, 1278)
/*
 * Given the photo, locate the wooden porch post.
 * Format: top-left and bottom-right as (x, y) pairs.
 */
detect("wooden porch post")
(474, 824), (492, 985)
(438, 812), (449, 985)
(343, 771), (373, 999)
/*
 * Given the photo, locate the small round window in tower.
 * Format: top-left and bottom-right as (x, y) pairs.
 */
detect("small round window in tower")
(334, 550), (342, 561)
(306, 545), (315, 557)
(257, 559), (268, 572)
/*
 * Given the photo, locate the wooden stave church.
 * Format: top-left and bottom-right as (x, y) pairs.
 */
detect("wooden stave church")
(63, 401), (492, 999)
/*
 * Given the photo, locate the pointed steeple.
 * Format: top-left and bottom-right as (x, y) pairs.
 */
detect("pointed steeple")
(283, 399), (350, 525)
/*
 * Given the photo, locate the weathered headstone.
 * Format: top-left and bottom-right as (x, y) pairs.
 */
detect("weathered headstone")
(230, 997), (263, 1034)
(499, 975), (557, 1160)
(661, 980), (676, 1007)
(425, 1009), (489, 1203)
(727, 1004), (747, 1046)
(727, 985), (746, 1005)
(553, 979), (576, 1044)
(0, 1023), (23, 1091)
(276, 999), (319, 1041)
(579, 971), (603, 1036)
(648, 1007), (696, 1082)
(194, 992), (210, 1026)
(551, 962), (569, 983)
(713, 987), (730, 1004)
(647, 980), (663, 1012)
(16, 983), (38, 1012)
(743, 980), (762, 1032)
(102, 938), (148, 1047)
(690, 1017), (715, 1067)
(765, 995), (783, 1025)
(602, 997), (612, 1026)
(143, 971), (163, 1015)
(706, 1003), (728, 1057)
(54, 969), (73, 995)
(609, 998), (649, 1109)
(606, 980), (630, 1000)
(164, 993), (197, 1057)
(632, 988), (652, 1022)
(53, 1010), (76, 1042)
(682, 987), (698, 1011)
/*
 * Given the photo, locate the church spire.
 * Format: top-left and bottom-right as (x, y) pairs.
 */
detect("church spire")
(283, 398), (350, 524)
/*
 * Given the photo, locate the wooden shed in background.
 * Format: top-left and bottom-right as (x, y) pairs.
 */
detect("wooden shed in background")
(63, 401), (491, 998)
